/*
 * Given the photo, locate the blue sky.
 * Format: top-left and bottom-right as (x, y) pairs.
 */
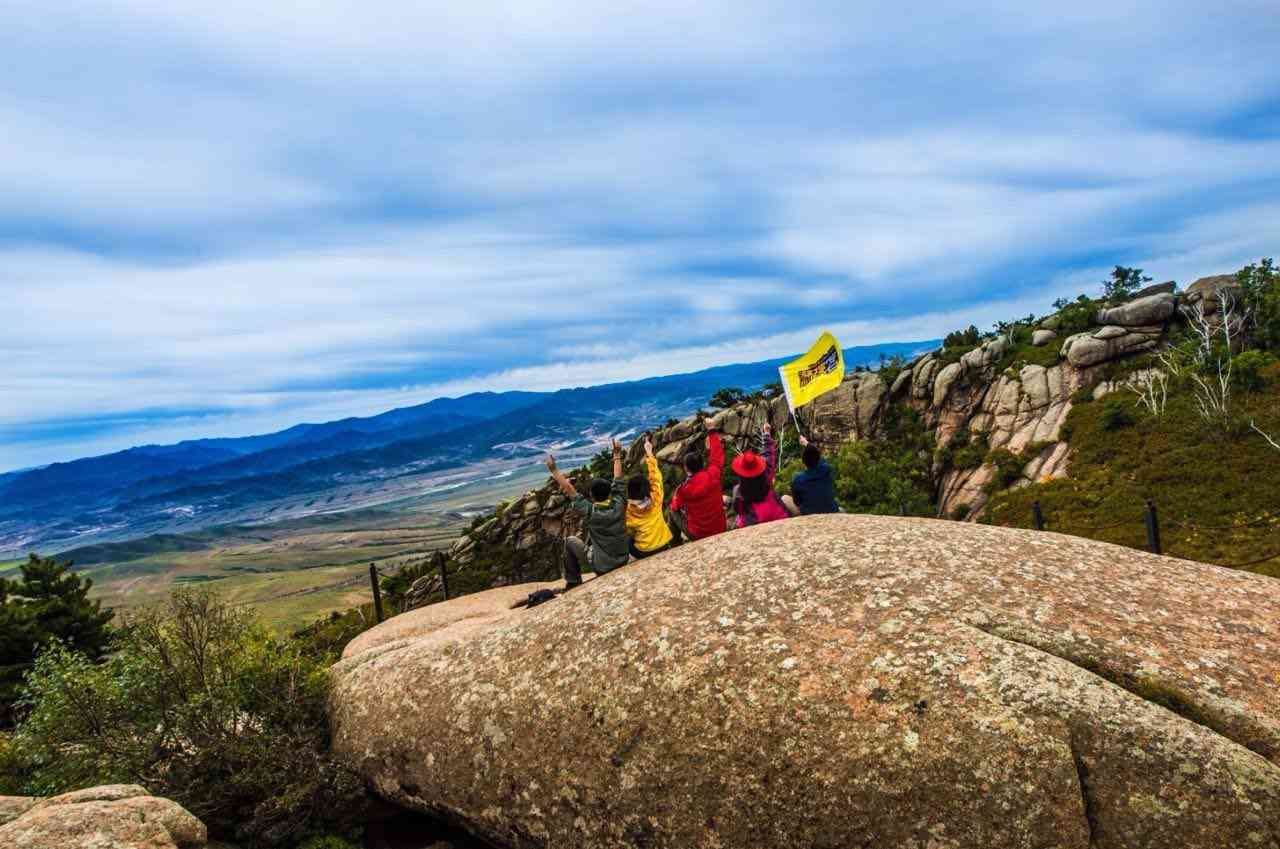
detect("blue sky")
(4, 0), (1280, 471)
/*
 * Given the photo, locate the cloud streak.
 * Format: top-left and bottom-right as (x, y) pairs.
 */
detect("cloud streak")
(3, 0), (1280, 470)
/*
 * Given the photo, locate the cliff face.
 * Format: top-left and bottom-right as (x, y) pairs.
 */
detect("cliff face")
(447, 277), (1234, 581)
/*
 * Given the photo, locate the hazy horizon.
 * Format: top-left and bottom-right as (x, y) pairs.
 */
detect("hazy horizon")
(5, 1), (1278, 471)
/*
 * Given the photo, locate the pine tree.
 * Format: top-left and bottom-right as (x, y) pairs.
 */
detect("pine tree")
(0, 554), (114, 725)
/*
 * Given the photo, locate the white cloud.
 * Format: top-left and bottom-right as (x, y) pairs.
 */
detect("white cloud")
(2, 0), (1279, 470)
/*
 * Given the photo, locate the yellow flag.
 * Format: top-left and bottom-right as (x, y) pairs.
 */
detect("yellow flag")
(778, 331), (845, 412)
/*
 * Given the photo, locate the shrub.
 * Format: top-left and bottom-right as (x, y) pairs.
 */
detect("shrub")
(708, 387), (748, 409)
(0, 554), (114, 726)
(943, 325), (981, 349)
(1101, 265), (1151, 303)
(1231, 349), (1278, 392)
(949, 503), (971, 521)
(1237, 257), (1280, 352)
(1099, 397), (1135, 431)
(772, 458), (806, 500)
(947, 430), (988, 471)
(9, 591), (367, 848)
(984, 448), (1025, 491)
(1051, 295), (1102, 335)
(829, 405), (935, 516)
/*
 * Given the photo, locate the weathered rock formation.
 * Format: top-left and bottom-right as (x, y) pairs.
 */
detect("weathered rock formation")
(448, 273), (1231, 572)
(0, 784), (207, 849)
(332, 516), (1280, 849)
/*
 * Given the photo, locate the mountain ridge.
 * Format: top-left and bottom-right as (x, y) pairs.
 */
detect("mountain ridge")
(1, 341), (936, 556)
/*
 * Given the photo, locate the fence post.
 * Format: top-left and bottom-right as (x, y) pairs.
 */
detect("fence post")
(1032, 500), (1044, 531)
(1144, 500), (1162, 555)
(436, 551), (450, 601)
(369, 563), (384, 623)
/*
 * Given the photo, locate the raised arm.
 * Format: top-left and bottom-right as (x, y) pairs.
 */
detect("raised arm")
(705, 418), (725, 477)
(612, 439), (623, 480)
(761, 422), (778, 484)
(545, 454), (578, 499)
(643, 436), (663, 502)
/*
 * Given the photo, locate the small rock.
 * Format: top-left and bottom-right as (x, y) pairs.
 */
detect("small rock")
(1030, 329), (1057, 346)
(0, 785), (207, 849)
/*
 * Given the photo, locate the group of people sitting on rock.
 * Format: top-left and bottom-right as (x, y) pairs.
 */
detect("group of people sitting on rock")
(544, 419), (839, 588)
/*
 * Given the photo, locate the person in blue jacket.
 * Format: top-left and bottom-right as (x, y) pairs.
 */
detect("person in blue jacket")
(783, 435), (841, 515)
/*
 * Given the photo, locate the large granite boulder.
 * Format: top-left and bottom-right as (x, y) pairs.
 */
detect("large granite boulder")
(331, 516), (1280, 849)
(0, 784), (207, 848)
(1095, 292), (1176, 327)
(1184, 274), (1244, 320)
(1060, 326), (1161, 367)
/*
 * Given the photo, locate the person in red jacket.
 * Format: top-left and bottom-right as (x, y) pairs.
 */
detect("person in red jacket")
(670, 417), (727, 541)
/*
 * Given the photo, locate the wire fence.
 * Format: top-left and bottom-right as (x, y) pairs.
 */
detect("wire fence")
(1027, 498), (1280, 570)
(366, 550), (452, 623)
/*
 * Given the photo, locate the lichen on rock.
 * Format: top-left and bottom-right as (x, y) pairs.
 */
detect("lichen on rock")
(333, 516), (1280, 849)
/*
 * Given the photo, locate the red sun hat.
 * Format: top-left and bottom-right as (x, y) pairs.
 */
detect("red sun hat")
(731, 451), (768, 478)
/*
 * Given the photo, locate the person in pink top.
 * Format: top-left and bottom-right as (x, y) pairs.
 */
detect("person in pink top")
(730, 422), (790, 527)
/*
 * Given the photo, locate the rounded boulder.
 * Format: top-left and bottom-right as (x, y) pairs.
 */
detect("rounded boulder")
(331, 515), (1280, 849)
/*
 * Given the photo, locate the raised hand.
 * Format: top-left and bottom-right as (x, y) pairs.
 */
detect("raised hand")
(762, 422), (772, 436)
(798, 434), (809, 447)
(643, 435), (654, 456)
(612, 439), (623, 455)
(545, 453), (557, 472)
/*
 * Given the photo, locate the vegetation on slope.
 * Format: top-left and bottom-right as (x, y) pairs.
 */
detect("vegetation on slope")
(984, 367), (1280, 577)
(1, 591), (368, 848)
(984, 259), (1280, 576)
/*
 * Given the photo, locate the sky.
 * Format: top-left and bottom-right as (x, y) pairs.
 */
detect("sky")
(4, 1), (1280, 472)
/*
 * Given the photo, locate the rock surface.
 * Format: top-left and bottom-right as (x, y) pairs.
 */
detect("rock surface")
(334, 516), (1280, 849)
(448, 268), (1243, 559)
(0, 784), (207, 849)
(1094, 292), (1176, 327)
(1031, 328), (1057, 346)
(1060, 326), (1161, 367)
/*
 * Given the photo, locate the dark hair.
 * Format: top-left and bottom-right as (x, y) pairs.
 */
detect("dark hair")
(627, 474), (648, 500)
(802, 444), (822, 468)
(738, 473), (771, 505)
(589, 478), (612, 502)
(684, 452), (704, 474)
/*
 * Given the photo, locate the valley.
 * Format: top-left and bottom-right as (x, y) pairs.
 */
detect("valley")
(61, 455), (572, 631)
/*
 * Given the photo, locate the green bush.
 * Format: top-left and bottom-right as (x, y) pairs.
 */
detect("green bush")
(1050, 295), (1102, 335)
(1237, 257), (1280, 352)
(1100, 265), (1151, 302)
(1231, 349), (1278, 392)
(708, 387), (748, 409)
(772, 458), (806, 499)
(943, 325), (981, 349)
(8, 591), (367, 848)
(1, 554), (114, 727)
(1099, 397), (1135, 431)
(983, 448), (1025, 492)
(828, 404), (934, 516)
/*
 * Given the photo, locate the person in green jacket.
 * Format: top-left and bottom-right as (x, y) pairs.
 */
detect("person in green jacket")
(546, 439), (629, 588)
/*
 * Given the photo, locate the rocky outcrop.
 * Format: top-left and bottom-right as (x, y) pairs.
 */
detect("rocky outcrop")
(1094, 291), (1176, 327)
(0, 784), (207, 849)
(333, 516), (1280, 849)
(1060, 325), (1162, 367)
(448, 274), (1230, 565)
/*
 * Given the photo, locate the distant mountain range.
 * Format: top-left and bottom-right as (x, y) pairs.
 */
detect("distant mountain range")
(1, 341), (936, 556)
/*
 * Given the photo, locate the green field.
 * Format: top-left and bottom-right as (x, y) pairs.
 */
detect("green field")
(64, 459), (559, 632)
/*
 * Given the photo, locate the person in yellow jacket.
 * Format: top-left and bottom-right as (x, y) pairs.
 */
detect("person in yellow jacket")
(625, 434), (674, 559)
